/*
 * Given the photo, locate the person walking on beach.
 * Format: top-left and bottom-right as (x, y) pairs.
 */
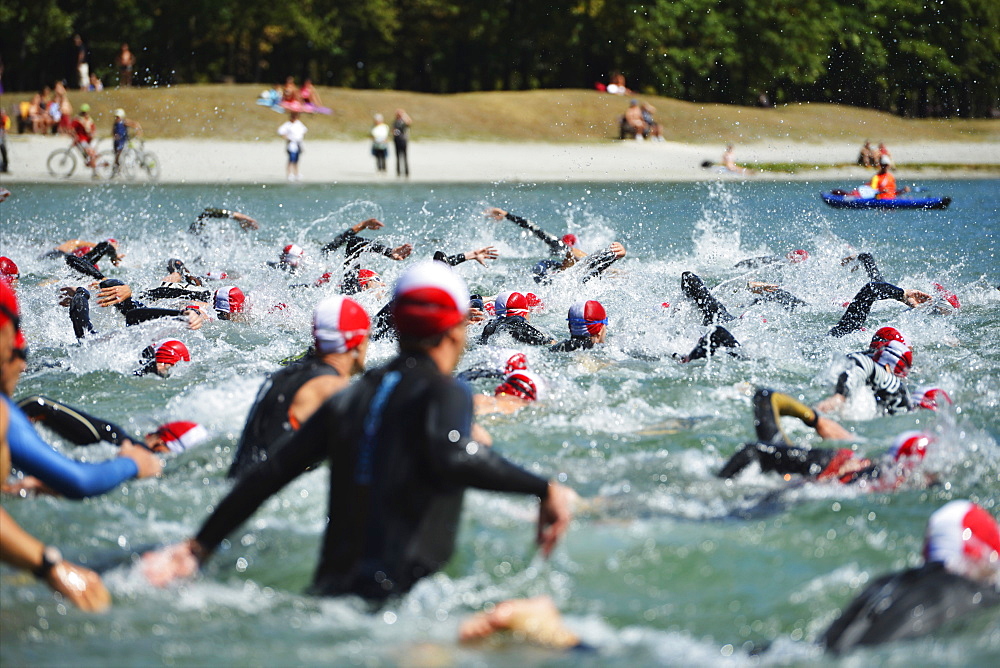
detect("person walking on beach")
(115, 43), (135, 87)
(392, 109), (411, 177)
(371, 113), (390, 173)
(277, 111), (306, 182)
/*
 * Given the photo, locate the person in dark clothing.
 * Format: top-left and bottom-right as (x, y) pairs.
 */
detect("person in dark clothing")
(62, 280), (207, 340)
(228, 295), (370, 478)
(479, 291), (554, 346)
(680, 271), (805, 326)
(321, 218), (412, 293)
(551, 299), (608, 352)
(484, 207), (626, 284)
(829, 281), (931, 337)
(718, 388), (930, 488)
(821, 500), (1000, 654)
(816, 326), (913, 416)
(142, 261), (574, 602)
(676, 325), (742, 363)
(189, 207), (259, 235)
(60, 239), (122, 281)
(733, 249), (809, 270)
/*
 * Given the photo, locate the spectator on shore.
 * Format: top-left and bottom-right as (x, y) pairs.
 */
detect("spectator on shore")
(621, 99), (646, 140)
(299, 79), (322, 107)
(392, 109), (411, 177)
(281, 76), (300, 104)
(878, 142), (893, 167)
(641, 103), (663, 141)
(722, 144), (751, 175)
(72, 35), (89, 89)
(606, 71), (630, 95)
(371, 113), (390, 173)
(116, 43), (135, 87)
(857, 140), (877, 168)
(278, 111), (307, 182)
(88, 73), (103, 92)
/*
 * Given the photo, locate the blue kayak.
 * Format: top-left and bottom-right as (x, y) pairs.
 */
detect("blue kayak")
(821, 192), (952, 210)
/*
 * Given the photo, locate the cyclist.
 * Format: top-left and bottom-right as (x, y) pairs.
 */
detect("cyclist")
(70, 104), (98, 169)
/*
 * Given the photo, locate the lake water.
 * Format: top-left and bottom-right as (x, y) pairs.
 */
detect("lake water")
(1, 178), (998, 666)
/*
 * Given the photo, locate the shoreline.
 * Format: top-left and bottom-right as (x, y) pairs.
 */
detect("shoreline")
(3, 135), (998, 185)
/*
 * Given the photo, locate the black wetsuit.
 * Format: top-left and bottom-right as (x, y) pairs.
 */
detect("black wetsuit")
(432, 250), (471, 266)
(321, 228), (400, 295)
(718, 389), (881, 483)
(478, 316), (553, 346)
(195, 352), (549, 602)
(822, 562), (1000, 654)
(550, 336), (594, 352)
(228, 356), (341, 479)
(141, 282), (211, 303)
(681, 325), (741, 362)
(191, 207), (239, 234)
(68, 280), (192, 340)
(681, 271), (804, 325)
(63, 240), (120, 280)
(16, 395), (138, 446)
(501, 212), (622, 284)
(829, 281), (908, 337)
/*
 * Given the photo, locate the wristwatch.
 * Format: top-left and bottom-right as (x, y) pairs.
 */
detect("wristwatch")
(33, 545), (63, 579)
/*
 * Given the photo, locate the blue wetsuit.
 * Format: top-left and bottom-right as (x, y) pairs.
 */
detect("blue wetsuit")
(4, 395), (138, 499)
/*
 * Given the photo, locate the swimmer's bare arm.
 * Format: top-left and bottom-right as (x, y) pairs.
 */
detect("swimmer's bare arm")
(231, 212), (259, 230)
(903, 289), (931, 307)
(352, 218), (384, 233)
(538, 482), (573, 557)
(118, 440), (163, 478)
(288, 375), (349, 428)
(388, 243), (413, 260)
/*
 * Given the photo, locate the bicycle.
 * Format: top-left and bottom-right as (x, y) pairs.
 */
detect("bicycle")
(46, 137), (113, 179)
(98, 138), (161, 181)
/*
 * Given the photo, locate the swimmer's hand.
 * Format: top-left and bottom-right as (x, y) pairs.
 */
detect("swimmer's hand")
(484, 207), (508, 220)
(47, 560), (111, 612)
(466, 246), (499, 266)
(232, 212), (259, 230)
(119, 440), (163, 479)
(58, 286), (83, 307)
(747, 281), (778, 294)
(815, 416), (852, 441)
(903, 289), (932, 307)
(537, 482), (574, 558)
(141, 540), (202, 588)
(97, 283), (133, 307)
(609, 241), (627, 259)
(183, 308), (208, 330)
(389, 244), (413, 261)
(1, 475), (59, 497)
(352, 217), (384, 233)
(468, 307), (487, 323)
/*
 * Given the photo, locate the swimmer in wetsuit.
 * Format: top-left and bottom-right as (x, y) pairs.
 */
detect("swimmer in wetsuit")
(228, 295), (370, 479)
(484, 207), (626, 284)
(717, 388), (931, 487)
(473, 369), (546, 415)
(551, 300), (608, 352)
(478, 291), (555, 346)
(321, 218), (413, 293)
(190, 207), (259, 234)
(63, 279), (208, 339)
(816, 327), (913, 416)
(143, 261), (574, 603)
(135, 339), (190, 377)
(821, 500), (1000, 654)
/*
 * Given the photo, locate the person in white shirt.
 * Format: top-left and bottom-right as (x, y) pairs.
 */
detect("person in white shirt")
(277, 112), (307, 181)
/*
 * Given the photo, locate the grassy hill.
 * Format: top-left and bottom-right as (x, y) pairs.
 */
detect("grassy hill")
(9, 84), (1000, 144)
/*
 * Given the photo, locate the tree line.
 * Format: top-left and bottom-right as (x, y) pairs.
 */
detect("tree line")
(3, 0), (998, 118)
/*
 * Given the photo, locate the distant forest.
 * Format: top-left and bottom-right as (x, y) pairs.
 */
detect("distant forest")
(3, 0), (998, 117)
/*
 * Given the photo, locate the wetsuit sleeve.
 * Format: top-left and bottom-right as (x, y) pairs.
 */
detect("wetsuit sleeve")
(504, 212), (569, 257)
(684, 325), (740, 362)
(829, 282), (906, 337)
(124, 307), (185, 326)
(84, 241), (119, 266)
(321, 228), (356, 254)
(69, 288), (95, 339)
(195, 401), (334, 553)
(423, 380), (549, 496)
(681, 272), (735, 326)
(579, 248), (621, 283)
(64, 254), (105, 280)
(6, 404), (138, 499)
(141, 286), (211, 302)
(433, 250), (466, 266)
(752, 388), (816, 445)
(369, 302), (395, 341)
(507, 319), (555, 346)
(15, 396), (137, 446)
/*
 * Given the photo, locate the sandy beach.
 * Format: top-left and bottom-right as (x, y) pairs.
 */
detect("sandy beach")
(3, 134), (998, 184)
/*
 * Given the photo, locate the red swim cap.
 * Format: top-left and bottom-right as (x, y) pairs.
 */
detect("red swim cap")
(391, 261), (469, 338)
(0, 279), (19, 330)
(281, 243), (304, 266)
(313, 295), (371, 353)
(0, 257), (19, 283)
(917, 387), (953, 411)
(214, 286), (245, 314)
(524, 292), (544, 311)
(567, 300), (607, 336)
(786, 249), (809, 263)
(494, 370), (546, 402)
(871, 339), (912, 377)
(869, 326), (908, 353)
(154, 421), (208, 453)
(888, 430), (931, 462)
(495, 291), (528, 318)
(561, 234), (578, 247)
(358, 268), (381, 288)
(924, 501), (1000, 578)
(154, 339), (190, 365)
(504, 352), (528, 374)
(932, 283), (960, 310)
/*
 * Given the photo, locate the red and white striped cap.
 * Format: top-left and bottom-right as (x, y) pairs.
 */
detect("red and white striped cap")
(924, 500), (1000, 577)
(495, 370), (546, 402)
(872, 339), (912, 377)
(358, 269), (382, 288)
(214, 286), (246, 314)
(0, 256), (19, 283)
(154, 339), (190, 365)
(313, 295), (370, 354)
(888, 430), (931, 462)
(281, 243), (304, 266)
(154, 421), (208, 453)
(391, 261), (468, 338)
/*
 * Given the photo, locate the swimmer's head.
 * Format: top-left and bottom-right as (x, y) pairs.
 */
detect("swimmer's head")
(495, 370), (546, 402)
(869, 326), (907, 353)
(932, 283), (961, 312)
(391, 261), (469, 340)
(495, 291), (528, 318)
(504, 352), (528, 375)
(917, 387), (953, 411)
(871, 339), (912, 377)
(204, 270), (229, 281)
(281, 243), (304, 267)
(358, 269), (382, 290)
(567, 300), (608, 338)
(0, 257), (19, 286)
(0, 279), (19, 331)
(924, 501), (1000, 583)
(888, 430), (931, 463)
(166, 258), (186, 274)
(214, 286), (246, 315)
(152, 339), (190, 377)
(525, 292), (544, 312)
(313, 295), (371, 356)
(785, 249), (809, 264)
(144, 421), (208, 454)
(561, 234), (578, 248)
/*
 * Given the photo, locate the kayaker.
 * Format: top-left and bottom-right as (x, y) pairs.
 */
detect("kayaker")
(869, 157), (909, 200)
